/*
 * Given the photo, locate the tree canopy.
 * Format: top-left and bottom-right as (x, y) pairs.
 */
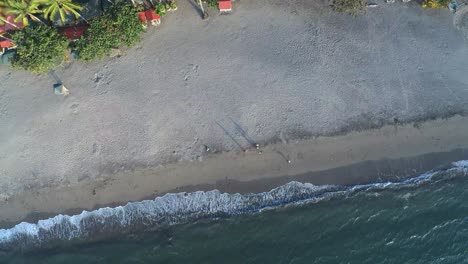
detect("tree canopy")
(331, 0), (366, 16)
(3, 0), (43, 26)
(9, 24), (68, 73)
(75, 1), (143, 61)
(1, 0), (84, 25)
(42, 0), (83, 23)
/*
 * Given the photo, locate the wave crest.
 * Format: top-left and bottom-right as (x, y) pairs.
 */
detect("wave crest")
(1, 160), (467, 252)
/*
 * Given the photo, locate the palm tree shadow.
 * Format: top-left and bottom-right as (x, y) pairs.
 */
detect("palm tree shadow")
(275, 150), (290, 163)
(228, 117), (256, 147)
(185, 0), (204, 18)
(49, 70), (63, 86)
(215, 121), (245, 152)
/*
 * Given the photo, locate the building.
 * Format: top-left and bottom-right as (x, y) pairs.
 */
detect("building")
(218, 0), (232, 12)
(138, 11), (148, 25)
(58, 26), (88, 40)
(0, 39), (13, 49)
(145, 9), (161, 26)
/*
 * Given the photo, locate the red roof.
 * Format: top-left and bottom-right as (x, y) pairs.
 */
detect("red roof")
(58, 26), (87, 40)
(138, 11), (147, 22)
(145, 9), (160, 21)
(0, 14), (24, 34)
(0, 39), (14, 48)
(218, 0), (232, 10)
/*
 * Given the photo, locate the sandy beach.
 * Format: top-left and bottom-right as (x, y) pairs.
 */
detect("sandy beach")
(1, 115), (468, 227)
(1, 0), (468, 227)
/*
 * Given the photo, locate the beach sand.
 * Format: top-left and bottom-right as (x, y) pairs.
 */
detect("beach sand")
(0, 115), (468, 227)
(1, 0), (468, 227)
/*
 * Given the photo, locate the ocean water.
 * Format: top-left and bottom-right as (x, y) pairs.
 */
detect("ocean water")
(1, 161), (468, 264)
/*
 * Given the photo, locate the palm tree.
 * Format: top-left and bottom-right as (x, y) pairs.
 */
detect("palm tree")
(4, 0), (44, 26)
(0, 3), (21, 29)
(0, 2), (7, 26)
(1, 1), (15, 27)
(42, 0), (85, 24)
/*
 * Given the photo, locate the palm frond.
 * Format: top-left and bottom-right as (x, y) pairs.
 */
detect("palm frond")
(41, 0), (83, 23)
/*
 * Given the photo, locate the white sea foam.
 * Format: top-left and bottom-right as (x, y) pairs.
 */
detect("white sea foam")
(453, 160), (468, 168)
(0, 160), (467, 252)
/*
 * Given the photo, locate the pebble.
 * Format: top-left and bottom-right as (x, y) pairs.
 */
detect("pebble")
(0, 193), (10, 202)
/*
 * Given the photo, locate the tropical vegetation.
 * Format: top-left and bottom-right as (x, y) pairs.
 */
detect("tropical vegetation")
(154, 1), (176, 16)
(0, 4), (10, 26)
(75, 1), (144, 61)
(42, 0), (84, 24)
(331, 0), (366, 16)
(2, 0), (44, 26)
(154, 2), (166, 16)
(9, 24), (68, 73)
(0, 0), (179, 73)
(0, 0), (84, 25)
(422, 0), (450, 8)
(207, 0), (217, 8)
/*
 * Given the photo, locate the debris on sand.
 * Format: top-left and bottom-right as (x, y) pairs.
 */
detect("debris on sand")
(54, 84), (70, 96)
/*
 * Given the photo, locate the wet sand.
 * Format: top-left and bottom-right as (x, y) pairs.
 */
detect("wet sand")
(1, 0), (468, 228)
(1, 115), (467, 228)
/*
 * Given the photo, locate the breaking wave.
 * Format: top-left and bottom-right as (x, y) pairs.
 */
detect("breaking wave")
(1, 161), (467, 253)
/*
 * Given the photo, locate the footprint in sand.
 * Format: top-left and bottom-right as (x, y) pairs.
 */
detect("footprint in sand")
(69, 103), (80, 115)
(182, 64), (199, 81)
(91, 143), (99, 154)
(93, 73), (103, 83)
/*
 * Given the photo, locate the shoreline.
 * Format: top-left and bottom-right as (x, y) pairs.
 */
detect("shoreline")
(1, 115), (468, 228)
(4, 163), (468, 253)
(2, 0), (468, 229)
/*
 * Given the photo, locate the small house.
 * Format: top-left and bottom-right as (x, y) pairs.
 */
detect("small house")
(145, 9), (161, 26)
(138, 11), (147, 25)
(0, 39), (13, 49)
(218, 0), (232, 12)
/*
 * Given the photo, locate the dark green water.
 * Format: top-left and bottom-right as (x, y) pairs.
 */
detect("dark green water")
(3, 163), (468, 264)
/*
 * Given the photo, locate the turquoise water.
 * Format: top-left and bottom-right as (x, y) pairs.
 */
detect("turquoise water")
(2, 161), (468, 263)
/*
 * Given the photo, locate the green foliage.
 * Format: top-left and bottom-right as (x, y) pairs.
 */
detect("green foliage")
(0, 2), (9, 26)
(9, 24), (68, 73)
(4, 0), (43, 26)
(164, 3), (170, 10)
(154, 3), (166, 16)
(207, 0), (217, 8)
(42, 0), (83, 23)
(107, 1), (143, 46)
(170, 2), (176, 9)
(75, 1), (144, 61)
(74, 16), (117, 61)
(331, 0), (366, 16)
(421, 0), (450, 8)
